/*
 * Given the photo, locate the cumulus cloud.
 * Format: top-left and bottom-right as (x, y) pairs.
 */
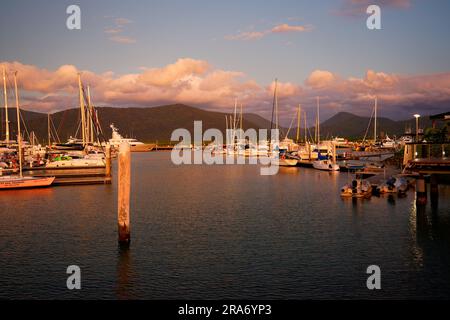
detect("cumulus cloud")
(306, 70), (337, 89)
(1, 60), (449, 122)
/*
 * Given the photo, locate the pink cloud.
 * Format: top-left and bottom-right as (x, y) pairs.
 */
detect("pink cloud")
(271, 24), (312, 33)
(224, 31), (267, 41)
(306, 70), (337, 89)
(104, 16), (136, 44)
(138, 58), (210, 87)
(225, 23), (312, 41)
(1, 60), (449, 122)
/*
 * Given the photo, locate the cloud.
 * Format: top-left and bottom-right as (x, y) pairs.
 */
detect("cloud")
(335, 0), (411, 17)
(271, 24), (312, 33)
(139, 58), (210, 87)
(104, 16), (136, 44)
(225, 23), (312, 41)
(1, 60), (449, 122)
(115, 17), (133, 25)
(225, 31), (266, 41)
(108, 36), (137, 44)
(104, 28), (122, 35)
(306, 70), (337, 89)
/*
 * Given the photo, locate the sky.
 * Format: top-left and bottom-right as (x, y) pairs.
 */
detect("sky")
(1, 0), (450, 125)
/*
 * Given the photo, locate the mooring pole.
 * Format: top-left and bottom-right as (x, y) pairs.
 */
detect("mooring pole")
(105, 144), (112, 179)
(118, 142), (131, 244)
(416, 174), (427, 206)
(430, 174), (439, 205)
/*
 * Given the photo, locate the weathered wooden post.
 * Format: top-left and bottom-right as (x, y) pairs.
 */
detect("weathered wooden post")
(430, 174), (439, 205)
(118, 142), (131, 244)
(105, 144), (112, 183)
(416, 174), (427, 206)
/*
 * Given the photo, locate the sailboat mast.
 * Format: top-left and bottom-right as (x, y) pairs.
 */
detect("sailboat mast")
(296, 104), (301, 143)
(47, 113), (51, 146)
(304, 111), (307, 143)
(240, 103), (243, 131)
(316, 96), (320, 144)
(374, 96), (377, 144)
(78, 73), (86, 146)
(2, 67), (10, 143)
(225, 115), (228, 145)
(275, 83), (279, 131)
(13, 72), (23, 178)
(233, 99), (237, 132)
(87, 85), (94, 144)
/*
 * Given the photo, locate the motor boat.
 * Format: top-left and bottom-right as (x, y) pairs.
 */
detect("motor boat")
(341, 179), (372, 198)
(109, 124), (155, 152)
(313, 159), (339, 171)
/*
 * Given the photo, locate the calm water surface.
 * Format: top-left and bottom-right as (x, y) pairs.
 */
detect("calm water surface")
(1, 152), (449, 299)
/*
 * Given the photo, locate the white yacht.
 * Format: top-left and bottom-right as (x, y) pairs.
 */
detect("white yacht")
(46, 154), (105, 168)
(312, 159), (340, 171)
(109, 124), (155, 152)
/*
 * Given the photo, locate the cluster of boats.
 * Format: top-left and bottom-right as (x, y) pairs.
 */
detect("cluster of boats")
(204, 80), (409, 172)
(340, 176), (410, 198)
(0, 71), (154, 189)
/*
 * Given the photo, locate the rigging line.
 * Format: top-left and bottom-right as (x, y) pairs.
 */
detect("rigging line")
(50, 117), (61, 143)
(56, 110), (67, 135)
(284, 112), (296, 139)
(362, 106), (375, 143)
(74, 119), (81, 139)
(270, 79), (277, 134)
(19, 109), (31, 142)
(307, 124), (315, 143)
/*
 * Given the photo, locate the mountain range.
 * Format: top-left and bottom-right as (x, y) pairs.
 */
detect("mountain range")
(0, 104), (436, 144)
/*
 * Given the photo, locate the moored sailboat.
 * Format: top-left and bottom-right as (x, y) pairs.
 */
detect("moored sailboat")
(0, 70), (54, 190)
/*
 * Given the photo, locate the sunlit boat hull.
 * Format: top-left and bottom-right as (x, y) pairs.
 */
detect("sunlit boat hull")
(0, 176), (55, 189)
(341, 180), (372, 198)
(130, 144), (156, 152)
(275, 159), (298, 167)
(46, 159), (106, 168)
(313, 160), (340, 171)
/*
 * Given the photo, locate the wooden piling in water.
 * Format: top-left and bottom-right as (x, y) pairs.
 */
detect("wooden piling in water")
(105, 144), (112, 183)
(118, 142), (131, 244)
(430, 174), (439, 205)
(416, 175), (427, 206)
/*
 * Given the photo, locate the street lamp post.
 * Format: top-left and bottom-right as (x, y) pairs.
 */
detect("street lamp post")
(414, 114), (420, 142)
(414, 114), (420, 159)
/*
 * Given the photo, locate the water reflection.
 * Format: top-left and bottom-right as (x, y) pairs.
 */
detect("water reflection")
(410, 192), (450, 273)
(387, 195), (396, 206)
(116, 244), (135, 299)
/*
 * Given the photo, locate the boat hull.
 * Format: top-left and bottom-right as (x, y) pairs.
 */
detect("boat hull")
(313, 161), (340, 171)
(130, 144), (156, 152)
(46, 159), (106, 168)
(0, 176), (55, 189)
(276, 159), (298, 167)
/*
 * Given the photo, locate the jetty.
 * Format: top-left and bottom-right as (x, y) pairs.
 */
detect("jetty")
(401, 111), (450, 205)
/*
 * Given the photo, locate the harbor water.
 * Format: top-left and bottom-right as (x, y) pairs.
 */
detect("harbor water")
(1, 152), (450, 299)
